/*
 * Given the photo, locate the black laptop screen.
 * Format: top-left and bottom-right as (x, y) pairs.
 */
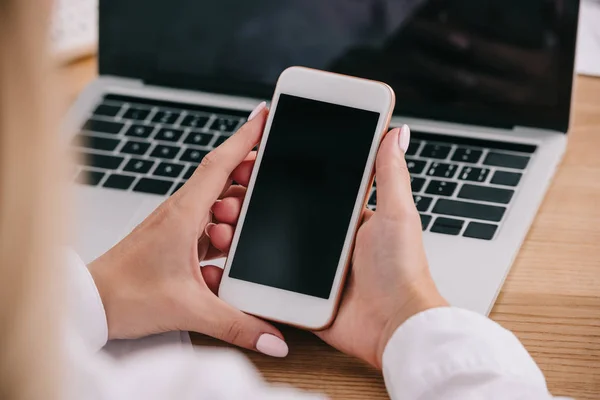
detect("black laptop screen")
(99, 0), (579, 132)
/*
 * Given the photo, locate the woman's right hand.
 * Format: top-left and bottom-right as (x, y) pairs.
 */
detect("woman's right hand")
(315, 126), (448, 369)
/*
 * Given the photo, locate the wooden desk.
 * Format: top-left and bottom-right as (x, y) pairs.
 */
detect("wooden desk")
(64, 57), (600, 399)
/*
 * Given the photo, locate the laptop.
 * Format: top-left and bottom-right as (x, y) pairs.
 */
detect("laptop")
(69, 0), (581, 315)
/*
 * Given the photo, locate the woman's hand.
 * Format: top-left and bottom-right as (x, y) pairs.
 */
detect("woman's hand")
(209, 124), (448, 368)
(89, 103), (290, 357)
(314, 126), (448, 369)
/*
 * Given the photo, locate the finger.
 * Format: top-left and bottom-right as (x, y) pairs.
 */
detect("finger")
(362, 208), (375, 224)
(220, 185), (247, 199)
(206, 223), (235, 253)
(197, 233), (211, 261)
(231, 159), (256, 187)
(179, 103), (268, 214)
(201, 265), (224, 295)
(195, 296), (288, 357)
(375, 126), (418, 217)
(204, 244), (226, 261)
(185, 164), (232, 195)
(212, 197), (244, 225)
(220, 178), (233, 198)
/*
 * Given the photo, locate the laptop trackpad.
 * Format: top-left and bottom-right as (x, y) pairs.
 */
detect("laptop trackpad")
(75, 187), (163, 263)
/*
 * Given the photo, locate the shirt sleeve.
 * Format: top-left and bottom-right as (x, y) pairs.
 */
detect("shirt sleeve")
(63, 251), (325, 400)
(64, 249), (109, 351)
(381, 307), (569, 400)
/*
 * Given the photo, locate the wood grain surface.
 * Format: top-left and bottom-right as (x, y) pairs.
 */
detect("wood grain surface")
(64, 57), (600, 399)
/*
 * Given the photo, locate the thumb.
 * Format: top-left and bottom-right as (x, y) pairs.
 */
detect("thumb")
(196, 297), (289, 358)
(375, 125), (417, 217)
(177, 103), (268, 217)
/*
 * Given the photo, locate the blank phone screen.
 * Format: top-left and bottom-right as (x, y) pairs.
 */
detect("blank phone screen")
(228, 94), (380, 299)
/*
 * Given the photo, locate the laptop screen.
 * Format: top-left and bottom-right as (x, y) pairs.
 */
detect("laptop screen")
(99, 0), (579, 132)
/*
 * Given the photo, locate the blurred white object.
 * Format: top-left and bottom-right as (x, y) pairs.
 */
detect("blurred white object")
(51, 0), (98, 63)
(576, 0), (600, 77)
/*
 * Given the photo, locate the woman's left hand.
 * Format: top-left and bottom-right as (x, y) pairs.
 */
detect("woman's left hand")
(89, 103), (289, 357)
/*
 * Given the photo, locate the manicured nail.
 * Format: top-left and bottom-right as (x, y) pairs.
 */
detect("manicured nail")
(248, 101), (267, 121)
(204, 223), (217, 238)
(256, 333), (288, 358)
(399, 124), (411, 153)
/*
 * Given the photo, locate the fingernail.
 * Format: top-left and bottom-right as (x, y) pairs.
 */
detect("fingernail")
(204, 223), (217, 238)
(248, 101), (267, 121)
(399, 124), (411, 153)
(256, 334), (288, 358)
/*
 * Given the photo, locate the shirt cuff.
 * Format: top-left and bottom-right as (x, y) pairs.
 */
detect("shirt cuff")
(65, 249), (109, 351)
(381, 307), (548, 399)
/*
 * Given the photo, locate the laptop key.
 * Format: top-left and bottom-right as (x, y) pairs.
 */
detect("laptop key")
(181, 114), (210, 129)
(209, 117), (240, 133)
(123, 158), (154, 174)
(483, 152), (530, 170)
(76, 152), (124, 170)
(93, 104), (122, 117)
(406, 158), (427, 174)
(213, 136), (228, 148)
(183, 165), (197, 179)
(104, 94), (250, 119)
(153, 162), (185, 179)
(180, 148), (209, 163)
(183, 131), (214, 147)
(458, 167), (490, 183)
(170, 182), (185, 195)
(121, 140), (151, 156)
(431, 217), (464, 236)
(405, 141), (420, 156)
(122, 107), (151, 121)
(75, 170), (105, 186)
(425, 180), (457, 197)
(83, 119), (125, 135)
(491, 171), (522, 187)
(420, 214), (432, 231)
(133, 178), (174, 195)
(125, 124), (155, 139)
(103, 174), (136, 190)
(463, 222), (498, 240)
(458, 184), (514, 205)
(74, 134), (120, 151)
(426, 162), (458, 179)
(411, 176), (426, 193)
(451, 148), (483, 163)
(410, 131), (537, 154)
(152, 110), (180, 125)
(419, 144), (451, 159)
(433, 199), (506, 222)
(150, 145), (181, 160)
(413, 195), (433, 212)
(155, 127), (184, 142)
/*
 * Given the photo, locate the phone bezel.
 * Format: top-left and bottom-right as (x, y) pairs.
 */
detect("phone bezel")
(218, 66), (395, 330)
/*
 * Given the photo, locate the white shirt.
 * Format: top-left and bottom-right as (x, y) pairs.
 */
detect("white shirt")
(64, 252), (568, 399)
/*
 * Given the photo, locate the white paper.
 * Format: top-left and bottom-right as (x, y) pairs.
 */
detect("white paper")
(576, 0), (600, 77)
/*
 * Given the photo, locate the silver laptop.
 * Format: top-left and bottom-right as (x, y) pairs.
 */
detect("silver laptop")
(69, 0), (581, 315)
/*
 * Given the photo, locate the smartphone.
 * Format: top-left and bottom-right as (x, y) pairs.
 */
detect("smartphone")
(219, 67), (395, 330)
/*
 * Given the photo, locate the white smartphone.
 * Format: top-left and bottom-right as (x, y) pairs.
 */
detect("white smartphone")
(219, 67), (395, 330)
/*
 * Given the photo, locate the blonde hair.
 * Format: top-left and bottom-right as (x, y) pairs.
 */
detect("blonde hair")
(0, 1), (65, 399)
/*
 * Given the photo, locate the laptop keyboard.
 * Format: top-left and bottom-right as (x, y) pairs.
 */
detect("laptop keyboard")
(73, 93), (248, 196)
(73, 94), (536, 242)
(368, 131), (536, 241)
